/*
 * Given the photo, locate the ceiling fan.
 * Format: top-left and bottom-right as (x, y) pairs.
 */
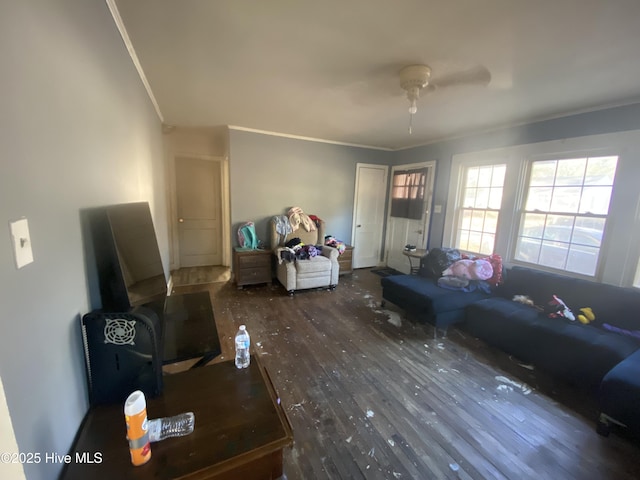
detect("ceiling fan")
(399, 64), (491, 133)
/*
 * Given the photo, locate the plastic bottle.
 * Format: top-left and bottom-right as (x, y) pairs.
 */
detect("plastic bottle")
(235, 325), (250, 369)
(124, 390), (151, 466)
(147, 412), (195, 442)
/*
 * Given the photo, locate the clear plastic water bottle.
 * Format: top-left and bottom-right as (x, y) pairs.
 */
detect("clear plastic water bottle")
(147, 412), (195, 443)
(235, 325), (250, 369)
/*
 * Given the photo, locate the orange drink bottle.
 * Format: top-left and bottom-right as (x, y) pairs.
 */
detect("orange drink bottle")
(124, 390), (151, 466)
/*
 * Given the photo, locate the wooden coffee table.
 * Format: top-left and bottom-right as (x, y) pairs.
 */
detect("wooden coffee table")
(61, 356), (293, 479)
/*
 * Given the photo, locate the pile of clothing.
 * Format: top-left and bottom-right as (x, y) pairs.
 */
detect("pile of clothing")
(324, 235), (346, 255)
(278, 237), (321, 263)
(272, 207), (322, 245)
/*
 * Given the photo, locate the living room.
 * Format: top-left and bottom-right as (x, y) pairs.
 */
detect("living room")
(2, 1), (640, 479)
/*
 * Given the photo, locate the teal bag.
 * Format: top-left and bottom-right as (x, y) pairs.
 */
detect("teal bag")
(238, 222), (258, 249)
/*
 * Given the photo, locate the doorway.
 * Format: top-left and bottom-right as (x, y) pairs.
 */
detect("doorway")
(352, 164), (388, 269)
(384, 161), (435, 273)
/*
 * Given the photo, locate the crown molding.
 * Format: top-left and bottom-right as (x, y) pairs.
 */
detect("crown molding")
(105, 0), (164, 123)
(228, 125), (393, 151)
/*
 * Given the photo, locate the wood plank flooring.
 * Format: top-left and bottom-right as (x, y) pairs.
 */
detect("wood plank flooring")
(172, 269), (640, 480)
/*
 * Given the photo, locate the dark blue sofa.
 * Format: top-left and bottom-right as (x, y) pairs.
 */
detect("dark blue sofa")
(381, 257), (640, 438)
(464, 266), (640, 438)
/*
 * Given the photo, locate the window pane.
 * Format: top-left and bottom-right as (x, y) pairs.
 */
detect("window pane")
(478, 166), (493, 187)
(539, 241), (569, 269)
(550, 186), (581, 213)
(480, 233), (495, 255)
(492, 165), (506, 187)
(475, 187), (490, 208)
(470, 210), (485, 231)
(530, 161), (556, 186)
(458, 230), (470, 251)
(468, 232), (482, 253)
(579, 186), (612, 214)
(515, 237), (541, 263)
(544, 215), (574, 242)
(555, 158), (586, 186)
(521, 213), (546, 238)
(526, 187), (552, 211)
(466, 167), (479, 188)
(484, 211), (499, 233)
(488, 187), (503, 209)
(566, 245), (599, 276)
(573, 217), (604, 247)
(460, 209), (472, 230)
(585, 156), (617, 185)
(463, 188), (476, 208)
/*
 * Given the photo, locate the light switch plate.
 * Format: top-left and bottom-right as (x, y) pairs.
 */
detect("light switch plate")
(9, 218), (34, 269)
(434, 205), (443, 214)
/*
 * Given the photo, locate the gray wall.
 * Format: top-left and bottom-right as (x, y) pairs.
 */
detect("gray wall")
(0, 2), (166, 479)
(228, 129), (392, 247)
(393, 103), (640, 250)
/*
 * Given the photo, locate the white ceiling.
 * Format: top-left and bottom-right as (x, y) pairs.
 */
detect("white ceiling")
(113, 0), (640, 150)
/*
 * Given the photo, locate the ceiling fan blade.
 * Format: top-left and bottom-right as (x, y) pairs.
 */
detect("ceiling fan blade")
(427, 65), (491, 92)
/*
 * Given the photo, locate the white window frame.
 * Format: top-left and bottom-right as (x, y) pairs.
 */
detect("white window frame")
(443, 130), (640, 286)
(444, 150), (519, 257)
(512, 154), (618, 278)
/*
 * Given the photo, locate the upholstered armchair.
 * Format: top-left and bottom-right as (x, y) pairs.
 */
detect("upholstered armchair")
(270, 216), (339, 295)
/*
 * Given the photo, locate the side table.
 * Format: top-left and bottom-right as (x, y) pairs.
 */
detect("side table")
(402, 248), (428, 275)
(338, 245), (354, 275)
(233, 248), (271, 288)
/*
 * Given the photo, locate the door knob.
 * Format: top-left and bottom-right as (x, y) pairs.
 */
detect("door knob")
(178, 218), (184, 223)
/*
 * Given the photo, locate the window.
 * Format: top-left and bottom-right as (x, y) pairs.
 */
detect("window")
(390, 168), (427, 220)
(455, 164), (506, 255)
(514, 156), (618, 276)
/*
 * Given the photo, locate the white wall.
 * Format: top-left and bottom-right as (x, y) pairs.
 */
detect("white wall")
(0, 1), (166, 479)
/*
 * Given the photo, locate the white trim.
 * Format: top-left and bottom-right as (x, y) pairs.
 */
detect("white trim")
(228, 125), (392, 151)
(105, 0), (164, 122)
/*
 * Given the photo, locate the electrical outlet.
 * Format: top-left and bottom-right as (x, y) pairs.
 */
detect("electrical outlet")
(9, 218), (34, 269)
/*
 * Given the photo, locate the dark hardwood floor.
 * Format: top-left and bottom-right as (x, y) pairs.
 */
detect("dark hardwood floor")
(172, 268), (640, 480)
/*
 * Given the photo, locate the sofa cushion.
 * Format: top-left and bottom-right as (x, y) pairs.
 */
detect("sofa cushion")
(466, 297), (640, 390)
(382, 275), (490, 327)
(295, 255), (331, 274)
(495, 266), (640, 332)
(599, 348), (640, 434)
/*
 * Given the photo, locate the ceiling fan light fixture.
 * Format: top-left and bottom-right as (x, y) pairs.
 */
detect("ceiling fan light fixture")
(399, 65), (431, 134)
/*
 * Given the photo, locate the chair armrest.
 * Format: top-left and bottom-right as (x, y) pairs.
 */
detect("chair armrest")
(321, 245), (339, 261)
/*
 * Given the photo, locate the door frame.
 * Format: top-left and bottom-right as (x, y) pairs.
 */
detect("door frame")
(167, 153), (231, 270)
(351, 163), (389, 269)
(383, 161), (436, 266)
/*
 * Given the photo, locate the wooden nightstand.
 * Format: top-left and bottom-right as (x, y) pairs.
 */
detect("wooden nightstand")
(234, 248), (272, 288)
(338, 245), (354, 275)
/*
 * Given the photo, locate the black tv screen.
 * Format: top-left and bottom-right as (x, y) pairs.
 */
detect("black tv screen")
(93, 202), (167, 311)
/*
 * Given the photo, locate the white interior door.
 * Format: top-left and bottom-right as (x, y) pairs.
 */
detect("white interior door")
(385, 162), (435, 273)
(175, 156), (223, 267)
(352, 164), (388, 268)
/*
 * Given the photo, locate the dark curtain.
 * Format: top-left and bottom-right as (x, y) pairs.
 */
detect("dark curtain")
(390, 168), (427, 219)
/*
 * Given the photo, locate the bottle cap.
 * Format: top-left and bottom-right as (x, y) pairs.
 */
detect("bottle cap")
(239, 325), (246, 331)
(124, 390), (146, 416)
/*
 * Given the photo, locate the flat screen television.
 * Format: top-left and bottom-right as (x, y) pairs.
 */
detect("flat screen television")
(92, 202), (167, 311)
